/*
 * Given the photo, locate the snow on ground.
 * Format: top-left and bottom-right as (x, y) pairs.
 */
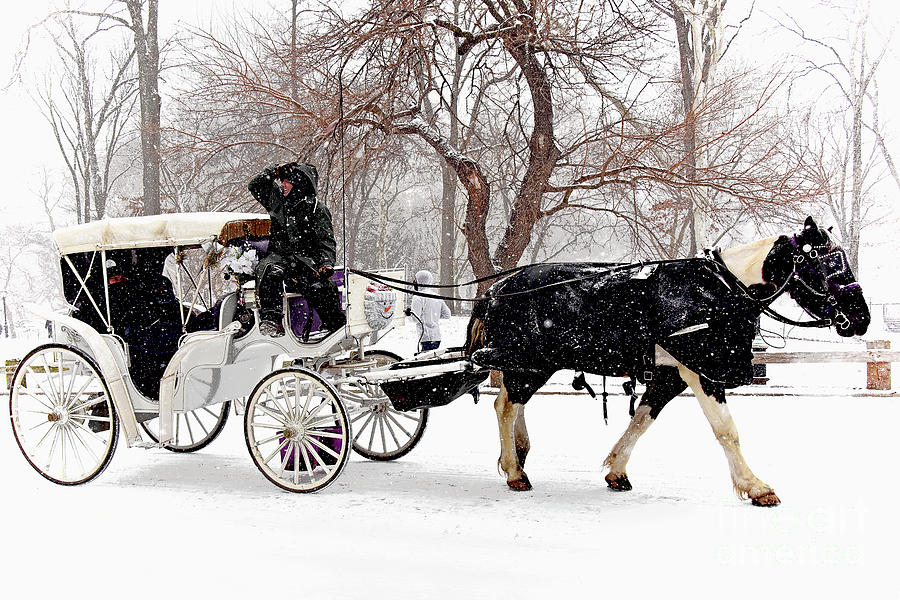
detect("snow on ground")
(2, 317), (898, 599)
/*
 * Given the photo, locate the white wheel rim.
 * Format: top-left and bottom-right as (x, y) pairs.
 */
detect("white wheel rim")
(246, 371), (348, 492)
(10, 347), (115, 484)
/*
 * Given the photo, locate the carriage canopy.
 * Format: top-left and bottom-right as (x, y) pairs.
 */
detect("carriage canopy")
(52, 212), (272, 255)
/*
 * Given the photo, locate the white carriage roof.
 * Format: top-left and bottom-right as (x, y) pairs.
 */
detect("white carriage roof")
(53, 212), (271, 254)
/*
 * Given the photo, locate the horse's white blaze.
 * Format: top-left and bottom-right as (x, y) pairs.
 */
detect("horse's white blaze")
(719, 236), (777, 287)
(604, 404), (654, 476)
(675, 363), (774, 499)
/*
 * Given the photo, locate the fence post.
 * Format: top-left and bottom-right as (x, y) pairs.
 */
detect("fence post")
(866, 340), (891, 390)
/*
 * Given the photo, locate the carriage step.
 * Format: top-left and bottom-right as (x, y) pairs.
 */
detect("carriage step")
(132, 440), (162, 449)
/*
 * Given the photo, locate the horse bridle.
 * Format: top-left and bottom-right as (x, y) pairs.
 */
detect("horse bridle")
(786, 235), (861, 331)
(706, 237), (855, 331)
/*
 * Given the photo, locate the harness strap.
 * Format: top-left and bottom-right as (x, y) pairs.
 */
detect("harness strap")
(704, 249), (832, 329)
(350, 259), (687, 304)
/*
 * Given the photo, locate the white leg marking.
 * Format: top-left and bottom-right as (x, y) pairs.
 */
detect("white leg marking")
(514, 404), (530, 464)
(676, 364), (775, 500)
(493, 379), (524, 484)
(604, 404), (654, 477)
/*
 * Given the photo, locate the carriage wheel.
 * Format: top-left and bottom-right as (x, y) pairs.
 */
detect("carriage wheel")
(9, 344), (119, 485)
(139, 401), (230, 453)
(339, 350), (429, 462)
(244, 368), (350, 493)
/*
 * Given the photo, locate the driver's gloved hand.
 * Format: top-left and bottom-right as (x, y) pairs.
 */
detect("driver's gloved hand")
(404, 307), (411, 316)
(316, 265), (334, 279)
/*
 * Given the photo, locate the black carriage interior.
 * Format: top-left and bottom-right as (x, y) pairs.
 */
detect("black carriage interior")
(61, 247), (226, 400)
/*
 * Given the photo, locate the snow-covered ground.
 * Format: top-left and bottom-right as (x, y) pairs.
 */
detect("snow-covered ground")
(2, 317), (897, 599)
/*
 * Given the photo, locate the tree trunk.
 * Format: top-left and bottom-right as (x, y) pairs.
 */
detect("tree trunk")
(126, 0), (161, 215)
(492, 31), (560, 271)
(672, 0), (725, 253)
(439, 163), (458, 311)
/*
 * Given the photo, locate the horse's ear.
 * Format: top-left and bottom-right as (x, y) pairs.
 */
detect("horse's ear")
(827, 226), (834, 233)
(804, 216), (818, 230)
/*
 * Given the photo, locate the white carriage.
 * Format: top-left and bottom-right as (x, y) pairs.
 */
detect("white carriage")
(8, 212), (431, 492)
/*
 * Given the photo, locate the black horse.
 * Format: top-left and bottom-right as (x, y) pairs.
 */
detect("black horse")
(467, 217), (870, 506)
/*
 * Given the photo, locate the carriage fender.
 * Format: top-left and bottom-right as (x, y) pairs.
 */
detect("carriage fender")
(24, 303), (144, 447)
(157, 321), (242, 445)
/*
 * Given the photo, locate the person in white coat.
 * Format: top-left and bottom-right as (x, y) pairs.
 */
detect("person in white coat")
(406, 269), (451, 352)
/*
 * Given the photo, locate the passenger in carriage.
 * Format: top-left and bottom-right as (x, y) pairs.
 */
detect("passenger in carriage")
(248, 162), (346, 338)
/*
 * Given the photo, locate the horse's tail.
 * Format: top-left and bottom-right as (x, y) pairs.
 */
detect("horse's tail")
(465, 300), (487, 357)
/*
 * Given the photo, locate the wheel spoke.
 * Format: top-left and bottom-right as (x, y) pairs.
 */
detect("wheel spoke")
(307, 429), (344, 439)
(46, 426), (61, 470)
(71, 418), (112, 447)
(191, 411), (210, 437)
(378, 414), (387, 453)
(20, 390), (56, 412)
(300, 379), (314, 421)
(300, 441), (315, 481)
(366, 411), (379, 450)
(305, 414), (341, 429)
(183, 412), (195, 445)
(63, 375), (99, 411)
(40, 353), (61, 405)
(382, 414), (401, 449)
(255, 402), (290, 425)
(391, 409), (424, 423)
(63, 426), (87, 477)
(300, 397), (329, 425)
(253, 431), (285, 447)
(27, 420), (53, 432)
(306, 435), (341, 461)
(384, 410), (413, 439)
(353, 412), (375, 444)
(262, 438), (290, 466)
(350, 408), (372, 424)
(301, 439), (332, 476)
(68, 422), (102, 465)
(32, 422), (57, 451)
(67, 393), (106, 415)
(293, 440), (301, 485)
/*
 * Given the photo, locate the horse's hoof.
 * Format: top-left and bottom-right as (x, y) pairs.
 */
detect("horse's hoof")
(605, 474), (632, 491)
(751, 492), (781, 507)
(507, 474), (532, 492)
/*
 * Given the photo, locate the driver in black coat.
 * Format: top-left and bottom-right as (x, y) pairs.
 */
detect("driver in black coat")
(248, 162), (346, 337)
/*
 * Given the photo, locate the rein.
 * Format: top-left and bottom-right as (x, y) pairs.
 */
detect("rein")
(350, 259), (687, 303)
(704, 248), (833, 329)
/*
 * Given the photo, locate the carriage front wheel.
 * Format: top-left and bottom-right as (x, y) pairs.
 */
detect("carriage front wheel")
(244, 368), (350, 493)
(9, 344), (119, 485)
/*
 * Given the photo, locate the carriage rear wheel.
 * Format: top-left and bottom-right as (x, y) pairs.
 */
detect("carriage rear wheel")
(139, 401), (230, 453)
(339, 350), (429, 462)
(244, 368), (350, 493)
(9, 344), (119, 485)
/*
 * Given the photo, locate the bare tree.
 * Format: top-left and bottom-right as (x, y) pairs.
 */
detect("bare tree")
(781, 1), (893, 269)
(32, 13), (137, 222)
